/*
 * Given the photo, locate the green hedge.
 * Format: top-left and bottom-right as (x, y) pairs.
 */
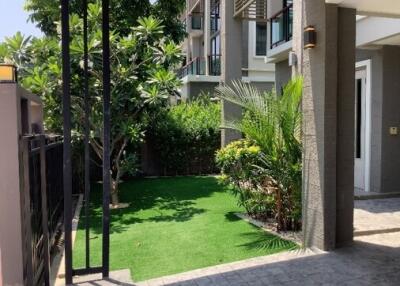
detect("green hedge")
(148, 97), (221, 175)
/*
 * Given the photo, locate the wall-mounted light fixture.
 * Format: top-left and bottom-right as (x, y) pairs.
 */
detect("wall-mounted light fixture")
(304, 26), (317, 49)
(0, 64), (17, 83)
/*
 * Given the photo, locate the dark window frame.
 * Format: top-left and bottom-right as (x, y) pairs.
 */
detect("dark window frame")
(255, 22), (268, 56)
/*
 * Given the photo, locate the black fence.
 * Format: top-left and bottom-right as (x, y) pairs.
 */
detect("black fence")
(20, 135), (63, 286)
(208, 54), (221, 76)
(177, 55), (221, 79)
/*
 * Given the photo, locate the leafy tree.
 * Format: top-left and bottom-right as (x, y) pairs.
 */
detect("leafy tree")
(151, 0), (186, 43)
(0, 2), (183, 204)
(24, 0), (185, 42)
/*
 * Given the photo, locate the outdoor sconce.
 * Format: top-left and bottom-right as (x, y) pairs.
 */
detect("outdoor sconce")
(304, 26), (317, 49)
(0, 64), (18, 83)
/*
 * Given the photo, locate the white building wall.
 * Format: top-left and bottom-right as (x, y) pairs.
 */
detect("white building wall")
(247, 21), (275, 81)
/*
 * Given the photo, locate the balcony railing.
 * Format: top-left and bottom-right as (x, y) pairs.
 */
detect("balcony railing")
(208, 55), (221, 76)
(177, 55), (222, 78)
(270, 4), (293, 49)
(178, 57), (206, 78)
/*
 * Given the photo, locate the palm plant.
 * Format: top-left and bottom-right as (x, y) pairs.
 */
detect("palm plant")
(215, 78), (303, 231)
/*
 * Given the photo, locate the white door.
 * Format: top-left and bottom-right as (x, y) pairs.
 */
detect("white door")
(354, 69), (366, 191)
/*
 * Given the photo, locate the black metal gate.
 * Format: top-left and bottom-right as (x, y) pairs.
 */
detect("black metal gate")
(20, 135), (64, 286)
(61, 0), (111, 283)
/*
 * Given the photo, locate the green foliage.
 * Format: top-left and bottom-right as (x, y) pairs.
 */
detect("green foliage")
(215, 78), (303, 231)
(24, 0), (185, 42)
(1, 3), (184, 202)
(216, 139), (262, 182)
(149, 97), (221, 175)
(216, 140), (275, 215)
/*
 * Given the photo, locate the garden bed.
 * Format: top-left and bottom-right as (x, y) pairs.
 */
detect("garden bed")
(235, 213), (303, 245)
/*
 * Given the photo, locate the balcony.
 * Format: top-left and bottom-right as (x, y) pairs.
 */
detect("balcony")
(270, 4), (293, 49)
(177, 55), (221, 79)
(178, 57), (206, 78)
(234, 0), (268, 21)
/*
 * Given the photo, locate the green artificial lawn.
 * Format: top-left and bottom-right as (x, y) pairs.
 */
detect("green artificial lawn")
(73, 176), (297, 281)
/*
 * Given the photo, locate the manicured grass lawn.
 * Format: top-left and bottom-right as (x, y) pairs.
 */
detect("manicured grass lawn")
(73, 176), (297, 281)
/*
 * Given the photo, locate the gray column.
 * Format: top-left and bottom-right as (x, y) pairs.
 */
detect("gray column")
(221, 0), (242, 146)
(294, 0), (355, 250)
(336, 7), (356, 246)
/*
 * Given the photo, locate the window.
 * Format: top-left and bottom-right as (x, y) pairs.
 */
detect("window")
(210, 35), (221, 75)
(211, 35), (220, 56)
(210, 0), (220, 34)
(256, 23), (267, 56)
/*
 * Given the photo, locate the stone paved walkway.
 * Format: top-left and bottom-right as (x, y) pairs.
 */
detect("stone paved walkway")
(354, 197), (400, 236)
(74, 198), (400, 286)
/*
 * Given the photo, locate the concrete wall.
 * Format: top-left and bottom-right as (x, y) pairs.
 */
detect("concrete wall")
(245, 80), (274, 93)
(335, 8), (356, 246)
(242, 21), (249, 76)
(247, 21), (276, 79)
(221, 0), (242, 146)
(294, 0), (356, 250)
(357, 17), (400, 48)
(356, 49), (383, 194)
(275, 59), (291, 94)
(356, 46), (400, 194)
(182, 81), (220, 100)
(0, 84), (25, 285)
(381, 45), (400, 193)
(0, 84), (44, 285)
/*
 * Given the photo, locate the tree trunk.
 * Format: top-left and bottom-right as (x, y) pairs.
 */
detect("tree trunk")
(110, 138), (127, 206)
(111, 179), (119, 205)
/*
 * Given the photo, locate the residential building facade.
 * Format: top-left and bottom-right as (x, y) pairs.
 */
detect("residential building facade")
(179, 0), (275, 100)
(219, 0), (400, 251)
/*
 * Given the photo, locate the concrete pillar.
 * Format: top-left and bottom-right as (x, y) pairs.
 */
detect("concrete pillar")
(0, 84), (25, 285)
(335, 7), (356, 246)
(221, 0), (242, 146)
(293, 0), (355, 250)
(0, 84), (44, 284)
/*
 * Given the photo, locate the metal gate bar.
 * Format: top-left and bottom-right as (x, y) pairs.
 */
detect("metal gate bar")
(83, 0), (91, 271)
(39, 136), (51, 286)
(61, 0), (73, 282)
(61, 0), (111, 283)
(101, 0), (111, 278)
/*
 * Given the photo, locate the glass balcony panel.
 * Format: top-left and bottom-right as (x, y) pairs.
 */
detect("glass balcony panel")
(270, 4), (293, 49)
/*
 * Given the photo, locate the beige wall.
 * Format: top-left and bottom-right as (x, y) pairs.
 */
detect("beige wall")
(0, 83), (24, 285)
(0, 83), (43, 285)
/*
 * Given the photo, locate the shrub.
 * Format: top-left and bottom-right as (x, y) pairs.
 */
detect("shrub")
(216, 139), (261, 183)
(216, 140), (275, 216)
(215, 78), (303, 231)
(148, 97), (221, 175)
